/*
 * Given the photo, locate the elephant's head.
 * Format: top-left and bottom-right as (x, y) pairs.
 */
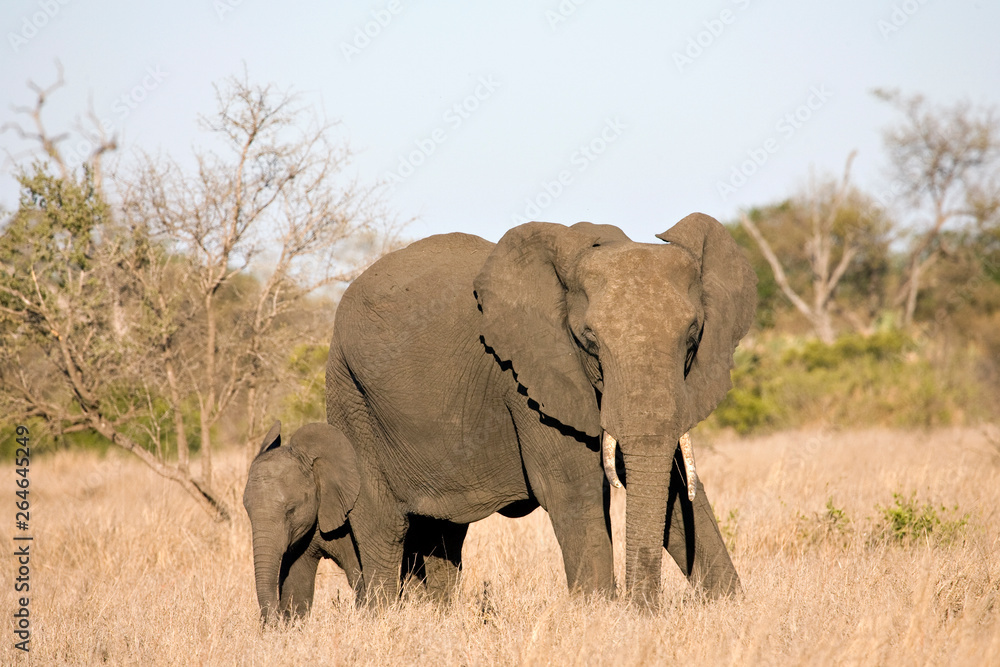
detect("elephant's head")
(473, 213), (755, 606)
(243, 421), (361, 623)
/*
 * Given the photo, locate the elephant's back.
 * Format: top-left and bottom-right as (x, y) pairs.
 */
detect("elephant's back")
(327, 231), (499, 417)
(345, 232), (493, 308)
(337, 232), (493, 335)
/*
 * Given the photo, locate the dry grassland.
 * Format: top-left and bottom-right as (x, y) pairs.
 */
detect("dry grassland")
(3, 427), (999, 665)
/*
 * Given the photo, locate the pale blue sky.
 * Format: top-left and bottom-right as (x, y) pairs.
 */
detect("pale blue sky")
(2, 1), (998, 243)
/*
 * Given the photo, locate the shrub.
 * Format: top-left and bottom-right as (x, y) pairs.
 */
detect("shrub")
(704, 329), (994, 434)
(710, 351), (777, 434)
(783, 329), (911, 371)
(796, 498), (853, 549)
(278, 343), (330, 427)
(717, 508), (740, 552)
(873, 492), (968, 546)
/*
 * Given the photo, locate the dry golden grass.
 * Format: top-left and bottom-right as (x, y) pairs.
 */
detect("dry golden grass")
(4, 427), (999, 665)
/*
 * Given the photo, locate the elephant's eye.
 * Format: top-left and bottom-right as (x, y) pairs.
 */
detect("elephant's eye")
(579, 327), (599, 352)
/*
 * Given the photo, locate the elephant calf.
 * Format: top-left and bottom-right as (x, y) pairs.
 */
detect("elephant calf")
(243, 421), (363, 623)
(243, 421), (466, 622)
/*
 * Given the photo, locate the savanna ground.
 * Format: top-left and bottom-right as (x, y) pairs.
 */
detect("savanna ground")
(4, 427), (999, 666)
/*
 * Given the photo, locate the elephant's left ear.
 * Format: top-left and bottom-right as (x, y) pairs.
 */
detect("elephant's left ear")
(314, 458), (360, 534)
(657, 213), (757, 426)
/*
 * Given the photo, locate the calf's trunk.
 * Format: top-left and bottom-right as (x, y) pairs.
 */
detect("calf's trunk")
(251, 531), (284, 623)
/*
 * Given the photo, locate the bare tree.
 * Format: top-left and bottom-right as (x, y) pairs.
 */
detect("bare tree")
(122, 73), (397, 481)
(740, 152), (890, 343)
(0, 67), (231, 518)
(0, 166), (233, 519)
(876, 90), (1000, 327)
(1, 68), (397, 520)
(1, 61), (117, 193)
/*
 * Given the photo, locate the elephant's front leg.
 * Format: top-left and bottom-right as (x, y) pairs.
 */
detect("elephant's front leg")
(546, 478), (615, 596)
(663, 444), (741, 598)
(278, 549), (320, 619)
(351, 502), (409, 607)
(521, 428), (615, 597)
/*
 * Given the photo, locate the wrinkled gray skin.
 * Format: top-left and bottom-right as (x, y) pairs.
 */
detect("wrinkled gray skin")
(243, 422), (364, 622)
(326, 214), (756, 608)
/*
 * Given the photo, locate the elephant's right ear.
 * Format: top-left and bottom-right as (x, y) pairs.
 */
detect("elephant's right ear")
(312, 429), (361, 534)
(257, 421), (282, 457)
(473, 222), (606, 438)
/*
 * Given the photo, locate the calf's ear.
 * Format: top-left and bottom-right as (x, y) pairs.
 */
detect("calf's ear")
(290, 425), (360, 534)
(256, 421), (282, 457)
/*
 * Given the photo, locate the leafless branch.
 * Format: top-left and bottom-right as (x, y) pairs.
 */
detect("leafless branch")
(740, 152), (877, 343)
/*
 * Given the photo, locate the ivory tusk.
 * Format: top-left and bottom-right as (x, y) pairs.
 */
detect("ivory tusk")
(679, 432), (697, 501)
(601, 431), (623, 489)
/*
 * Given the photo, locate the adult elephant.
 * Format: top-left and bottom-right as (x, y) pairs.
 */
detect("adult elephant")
(326, 213), (756, 607)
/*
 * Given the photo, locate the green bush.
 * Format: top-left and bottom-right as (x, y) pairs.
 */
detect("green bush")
(278, 343), (329, 427)
(874, 492), (968, 546)
(0, 374), (205, 461)
(716, 508), (740, 552)
(784, 329), (911, 371)
(710, 350), (777, 434)
(796, 498), (853, 549)
(704, 328), (993, 435)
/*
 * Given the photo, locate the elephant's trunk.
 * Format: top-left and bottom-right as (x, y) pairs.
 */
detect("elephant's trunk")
(251, 530), (284, 623)
(599, 350), (685, 608)
(621, 439), (675, 609)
